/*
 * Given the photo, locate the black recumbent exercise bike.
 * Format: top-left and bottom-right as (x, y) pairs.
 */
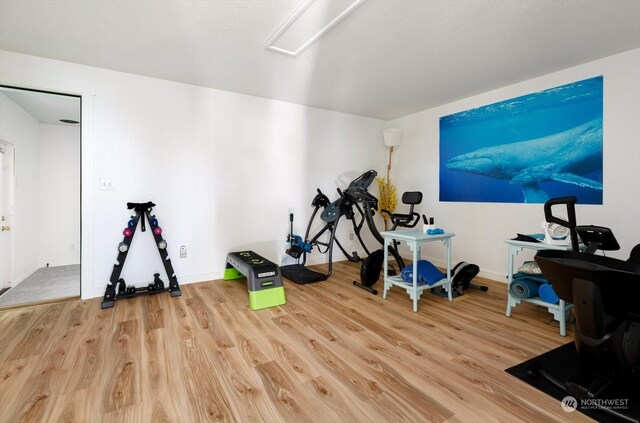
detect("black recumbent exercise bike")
(351, 189), (487, 296)
(531, 196), (640, 422)
(351, 191), (422, 294)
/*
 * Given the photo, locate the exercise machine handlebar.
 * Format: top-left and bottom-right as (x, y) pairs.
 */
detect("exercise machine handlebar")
(312, 189), (330, 207)
(543, 196), (579, 252)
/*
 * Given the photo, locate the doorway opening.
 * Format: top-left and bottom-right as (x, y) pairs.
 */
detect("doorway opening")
(0, 85), (81, 308)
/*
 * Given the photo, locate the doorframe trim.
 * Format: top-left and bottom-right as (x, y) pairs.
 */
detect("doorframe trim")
(0, 140), (15, 289)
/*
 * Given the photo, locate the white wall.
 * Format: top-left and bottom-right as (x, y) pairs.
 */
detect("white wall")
(0, 93), (41, 283)
(389, 48), (640, 281)
(7, 48), (635, 297)
(38, 124), (80, 266)
(1, 50), (388, 299)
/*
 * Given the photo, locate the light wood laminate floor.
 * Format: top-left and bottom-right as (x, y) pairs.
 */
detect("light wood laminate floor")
(0, 261), (592, 422)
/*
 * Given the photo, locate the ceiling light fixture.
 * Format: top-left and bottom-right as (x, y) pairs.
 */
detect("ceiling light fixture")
(265, 0), (367, 57)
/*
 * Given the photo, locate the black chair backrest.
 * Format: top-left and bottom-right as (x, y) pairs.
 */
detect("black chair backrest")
(401, 191), (422, 215)
(402, 191), (422, 205)
(388, 191), (423, 229)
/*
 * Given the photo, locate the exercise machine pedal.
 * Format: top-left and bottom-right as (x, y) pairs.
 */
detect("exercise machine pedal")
(431, 261), (486, 298)
(281, 264), (328, 284)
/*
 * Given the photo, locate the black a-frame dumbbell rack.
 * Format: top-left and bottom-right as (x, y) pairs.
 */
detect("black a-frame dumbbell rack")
(101, 201), (181, 309)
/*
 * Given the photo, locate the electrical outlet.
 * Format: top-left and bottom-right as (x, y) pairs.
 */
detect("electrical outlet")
(349, 232), (354, 241)
(70, 243), (76, 251)
(180, 245), (187, 258)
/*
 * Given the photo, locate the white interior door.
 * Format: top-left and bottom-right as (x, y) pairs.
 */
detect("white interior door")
(0, 143), (14, 289)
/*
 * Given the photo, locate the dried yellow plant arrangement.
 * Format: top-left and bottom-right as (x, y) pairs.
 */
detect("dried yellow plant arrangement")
(376, 176), (398, 230)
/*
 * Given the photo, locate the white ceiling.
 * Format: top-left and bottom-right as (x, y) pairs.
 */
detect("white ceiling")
(1, 87), (81, 125)
(1, 0), (639, 120)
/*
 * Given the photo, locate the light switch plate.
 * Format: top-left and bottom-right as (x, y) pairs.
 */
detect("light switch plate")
(100, 177), (115, 190)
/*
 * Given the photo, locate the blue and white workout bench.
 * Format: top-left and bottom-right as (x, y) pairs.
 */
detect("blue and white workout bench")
(224, 251), (286, 310)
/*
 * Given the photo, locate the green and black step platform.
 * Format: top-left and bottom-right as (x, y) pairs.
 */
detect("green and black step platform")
(224, 251), (286, 310)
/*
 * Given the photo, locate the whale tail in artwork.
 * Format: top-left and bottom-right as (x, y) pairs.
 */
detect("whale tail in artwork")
(520, 183), (549, 203)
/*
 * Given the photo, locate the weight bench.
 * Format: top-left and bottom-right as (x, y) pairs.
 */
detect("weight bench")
(224, 251), (286, 310)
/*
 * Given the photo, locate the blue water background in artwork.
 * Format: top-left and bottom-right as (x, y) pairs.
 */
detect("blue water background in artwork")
(439, 76), (603, 204)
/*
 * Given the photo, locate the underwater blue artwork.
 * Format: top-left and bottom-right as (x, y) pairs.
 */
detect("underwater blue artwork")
(439, 76), (603, 204)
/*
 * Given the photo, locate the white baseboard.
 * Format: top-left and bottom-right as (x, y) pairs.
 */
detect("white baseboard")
(478, 269), (508, 284)
(402, 255), (507, 285)
(41, 260), (80, 268)
(81, 251), (509, 301)
(82, 251), (354, 301)
(83, 270), (226, 300)
(11, 265), (40, 288)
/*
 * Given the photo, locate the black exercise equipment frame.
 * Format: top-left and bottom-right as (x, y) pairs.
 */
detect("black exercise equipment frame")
(354, 190), (430, 295)
(347, 185), (405, 295)
(101, 202), (181, 309)
(282, 170), (403, 285)
(531, 196), (640, 423)
(282, 192), (353, 283)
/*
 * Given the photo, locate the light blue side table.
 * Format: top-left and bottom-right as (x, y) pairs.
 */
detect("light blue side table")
(505, 239), (573, 336)
(381, 230), (455, 312)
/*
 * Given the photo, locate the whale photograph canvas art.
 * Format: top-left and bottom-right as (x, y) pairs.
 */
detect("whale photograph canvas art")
(439, 76), (603, 204)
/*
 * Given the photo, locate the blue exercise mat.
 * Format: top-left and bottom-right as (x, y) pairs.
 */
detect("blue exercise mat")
(400, 260), (445, 286)
(538, 283), (559, 304)
(513, 272), (548, 284)
(510, 279), (542, 299)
